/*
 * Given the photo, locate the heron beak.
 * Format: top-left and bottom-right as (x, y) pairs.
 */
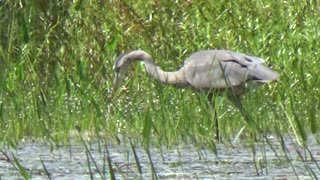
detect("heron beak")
(111, 69), (126, 99)
(111, 72), (120, 98)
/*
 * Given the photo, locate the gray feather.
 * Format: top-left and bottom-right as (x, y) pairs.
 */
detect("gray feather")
(184, 50), (279, 90)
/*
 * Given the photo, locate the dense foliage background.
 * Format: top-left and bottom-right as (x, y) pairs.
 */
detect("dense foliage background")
(0, 0), (319, 148)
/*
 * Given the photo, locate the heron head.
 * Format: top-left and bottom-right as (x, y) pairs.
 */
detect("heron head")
(112, 53), (130, 95)
(112, 50), (152, 97)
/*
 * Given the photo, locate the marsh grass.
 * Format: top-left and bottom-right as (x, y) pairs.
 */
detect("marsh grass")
(0, 150), (32, 179)
(0, 0), (320, 178)
(40, 157), (52, 180)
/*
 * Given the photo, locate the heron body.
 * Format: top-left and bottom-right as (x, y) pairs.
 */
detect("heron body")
(113, 50), (279, 140)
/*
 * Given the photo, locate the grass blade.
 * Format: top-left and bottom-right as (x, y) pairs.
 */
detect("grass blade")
(130, 139), (142, 174)
(105, 144), (116, 180)
(40, 157), (52, 180)
(77, 128), (104, 179)
(142, 110), (152, 147)
(85, 149), (94, 180)
(289, 93), (307, 142)
(12, 154), (31, 179)
(278, 134), (299, 177)
(145, 148), (157, 180)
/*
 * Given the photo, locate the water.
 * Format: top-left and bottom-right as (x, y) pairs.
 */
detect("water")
(0, 135), (319, 179)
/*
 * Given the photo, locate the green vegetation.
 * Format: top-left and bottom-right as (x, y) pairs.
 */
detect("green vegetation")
(0, 0), (319, 149)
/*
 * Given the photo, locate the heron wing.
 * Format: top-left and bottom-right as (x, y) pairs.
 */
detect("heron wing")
(184, 50), (279, 90)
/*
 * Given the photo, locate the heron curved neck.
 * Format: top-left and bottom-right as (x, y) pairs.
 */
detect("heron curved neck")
(123, 50), (187, 86)
(144, 61), (187, 87)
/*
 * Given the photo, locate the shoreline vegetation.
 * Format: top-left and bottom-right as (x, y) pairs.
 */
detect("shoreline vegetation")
(0, 0), (319, 178)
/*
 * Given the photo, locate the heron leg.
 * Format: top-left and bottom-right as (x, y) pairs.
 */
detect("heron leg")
(208, 94), (220, 141)
(227, 95), (251, 123)
(227, 95), (257, 141)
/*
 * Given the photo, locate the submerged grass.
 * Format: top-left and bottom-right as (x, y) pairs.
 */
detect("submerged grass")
(0, 1), (319, 174)
(0, 150), (32, 179)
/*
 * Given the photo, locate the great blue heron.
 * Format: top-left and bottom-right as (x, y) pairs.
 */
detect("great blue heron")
(113, 50), (279, 140)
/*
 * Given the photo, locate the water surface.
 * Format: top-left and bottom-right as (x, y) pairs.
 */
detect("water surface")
(0, 135), (319, 179)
